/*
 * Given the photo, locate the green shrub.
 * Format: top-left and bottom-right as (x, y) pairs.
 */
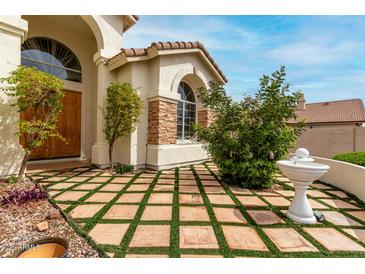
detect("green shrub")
(114, 163), (134, 174)
(333, 152), (365, 167)
(7, 175), (18, 184)
(195, 66), (303, 189)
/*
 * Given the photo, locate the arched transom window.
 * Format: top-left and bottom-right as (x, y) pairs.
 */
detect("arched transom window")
(177, 82), (196, 141)
(21, 37), (82, 82)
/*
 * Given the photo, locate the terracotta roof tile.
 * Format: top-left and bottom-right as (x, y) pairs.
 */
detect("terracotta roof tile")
(289, 99), (365, 124)
(106, 41), (227, 83)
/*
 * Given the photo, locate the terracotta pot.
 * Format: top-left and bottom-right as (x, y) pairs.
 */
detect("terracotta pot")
(13, 237), (68, 258)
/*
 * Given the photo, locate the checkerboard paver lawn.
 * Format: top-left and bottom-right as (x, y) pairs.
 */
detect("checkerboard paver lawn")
(38, 163), (365, 258)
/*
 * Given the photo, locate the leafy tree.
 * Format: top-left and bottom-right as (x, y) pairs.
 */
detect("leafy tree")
(0, 66), (64, 181)
(195, 66), (304, 189)
(103, 82), (143, 171)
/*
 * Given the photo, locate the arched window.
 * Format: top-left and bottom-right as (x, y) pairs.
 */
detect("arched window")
(21, 37), (82, 82)
(177, 82), (196, 140)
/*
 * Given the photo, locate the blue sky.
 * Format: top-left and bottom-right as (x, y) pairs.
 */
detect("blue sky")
(124, 16), (365, 103)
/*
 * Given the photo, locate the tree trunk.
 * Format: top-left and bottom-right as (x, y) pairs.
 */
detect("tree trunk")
(18, 150), (30, 182)
(109, 141), (115, 172)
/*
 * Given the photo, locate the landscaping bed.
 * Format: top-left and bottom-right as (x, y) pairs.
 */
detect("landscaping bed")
(0, 178), (99, 258)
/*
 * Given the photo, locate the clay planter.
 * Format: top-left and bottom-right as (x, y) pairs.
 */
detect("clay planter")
(13, 237), (68, 258)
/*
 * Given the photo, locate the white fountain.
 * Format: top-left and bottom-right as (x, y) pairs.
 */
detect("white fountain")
(276, 148), (330, 224)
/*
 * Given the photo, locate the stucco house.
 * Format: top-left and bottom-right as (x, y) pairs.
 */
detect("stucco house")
(0, 15), (227, 177)
(289, 94), (365, 158)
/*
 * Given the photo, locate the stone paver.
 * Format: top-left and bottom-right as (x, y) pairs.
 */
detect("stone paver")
(306, 190), (330, 198)
(275, 190), (295, 197)
(222, 226), (268, 251)
(73, 183), (101, 191)
(201, 180), (221, 187)
(180, 226), (219, 249)
(204, 186), (226, 194)
(213, 207), (246, 223)
(125, 254), (169, 258)
(88, 177), (111, 183)
(264, 197), (291, 207)
(148, 193), (173, 204)
(309, 199), (328, 209)
(130, 225), (170, 247)
(54, 191), (88, 201)
(157, 179), (175, 184)
(103, 205), (139, 220)
(322, 211), (362, 226)
(117, 193), (145, 203)
(134, 178), (153, 184)
(141, 206), (172, 221)
(44, 176), (67, 182)
(127, 184), (150, 192)
(179, 194), (204, 204)
(180, 206), (210, 222)
(264, 228), (318, 252)
(248, 210), (284, 225)
(320, 199), (359, 209)
(48, 182), (75, 190)
(99, 184), (125, 192)
(179, 185), (200, 194)
(346, 211), (365, 222)
(229, 187), (252, 195)
(85, 192), (117, 203)
(327, 190), (349, 198)
(111, 177), (131, 183)
(179, 180), (198, 186)
(153, 184), (174, 192)
(312, 183), (333, 190)
(70, 204), (105, 218)
(56, 203), (70, 210)
(207, 194), (235, 205)
(304, 228), (365, 252)
(343, 229), (365, 244)
(180, 254), (223, 258)
(255, 191), (280, 197)
(65, 176), (89, 182)
(89, 223), (130, 246)
(237, 196), (267, 207)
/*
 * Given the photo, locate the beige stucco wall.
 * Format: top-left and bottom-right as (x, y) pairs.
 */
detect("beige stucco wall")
(312, 156), (365, 202)
(0, 16), (28, 176)
(293, 124), (365, 158)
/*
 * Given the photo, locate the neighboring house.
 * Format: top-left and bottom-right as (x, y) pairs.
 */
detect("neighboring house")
(0, 15), (226, 176)
(289, 94), (365, 158)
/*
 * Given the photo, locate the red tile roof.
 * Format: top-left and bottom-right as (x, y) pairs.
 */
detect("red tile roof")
(289, 99), (365, 124)
(106, 41), (227, 83)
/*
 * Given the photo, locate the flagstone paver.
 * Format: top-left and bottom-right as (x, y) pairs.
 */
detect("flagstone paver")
(89, 223), (130, 245)
(180, 226), (219, 249)
(207, 194), (235, 205)
(179, 194), (204, 204)
(130, 225), (170, 247)
(141, 206), (172, 221)
(320, 199), (359, 209)
(36, 163), (365, 257)
(179, 206), (210, 222)
(54, 191), (88, 201)
(236, 196), (267, 207)
(213, 207), (246, 223)
(322, 211), (362, 226)
(263, 196), (291, 207)
(73, 183), (102, 190)
(99, 184), (125, 192)
(85, 192), (117, 203)
(103, 205), (139, 220)
(148, 193), (173, 204)
(70, 204), (105, 218)
(247, 210), (284, 225)
(264, 228), (318, 252)
(117, 193), (145, 203)
(304, 228), (365, 252)
(222, 226), (268, 251)
(125, 254), (169, 258)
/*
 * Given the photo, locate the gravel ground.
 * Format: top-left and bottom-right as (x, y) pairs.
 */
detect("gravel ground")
(0, 179), (99, 258)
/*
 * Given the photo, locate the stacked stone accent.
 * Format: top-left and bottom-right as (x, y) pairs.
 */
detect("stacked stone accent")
(148, 100), (178, 145)
(198, 109), (214, 128)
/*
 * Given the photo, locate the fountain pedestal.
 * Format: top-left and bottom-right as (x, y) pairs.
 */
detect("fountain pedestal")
(286, 180), (316, 224)
(276, 148), (330, 225)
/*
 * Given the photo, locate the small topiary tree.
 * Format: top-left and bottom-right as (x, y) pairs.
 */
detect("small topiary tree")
(0, 66), (64, 182)
(195, 66), (304, 189)
(103, 82), (143, 171)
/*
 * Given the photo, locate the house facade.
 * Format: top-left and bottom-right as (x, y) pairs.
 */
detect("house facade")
(0, 15), (227, 176)
(289, 95), (365, 158)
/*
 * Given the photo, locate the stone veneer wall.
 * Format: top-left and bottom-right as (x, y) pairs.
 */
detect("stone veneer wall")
(148, 100), (177, 145)
(198, 109), (214, 128)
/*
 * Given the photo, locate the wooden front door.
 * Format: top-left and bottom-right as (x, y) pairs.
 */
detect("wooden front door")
(20, 90), (81, 160)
